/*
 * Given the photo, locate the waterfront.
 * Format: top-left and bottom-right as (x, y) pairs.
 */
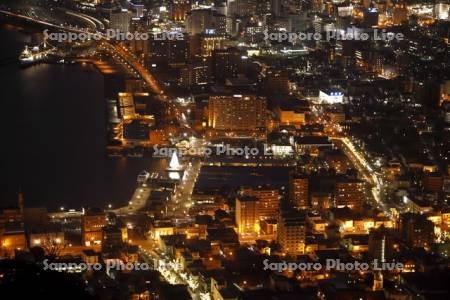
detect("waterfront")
(0, 25), (166, 211)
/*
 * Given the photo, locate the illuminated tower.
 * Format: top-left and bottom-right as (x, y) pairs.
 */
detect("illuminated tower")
(169, 151), (181, 170)
(168, 151), (183, 180)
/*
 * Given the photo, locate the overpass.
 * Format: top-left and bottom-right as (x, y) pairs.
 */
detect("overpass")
(0, 9), (164, 95)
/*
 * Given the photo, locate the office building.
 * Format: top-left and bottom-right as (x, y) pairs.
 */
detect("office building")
(185, 9), (226, 35)
(110, 10), (132, 33)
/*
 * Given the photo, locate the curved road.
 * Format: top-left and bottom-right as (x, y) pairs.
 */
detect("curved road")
(0, 9), (163, 95)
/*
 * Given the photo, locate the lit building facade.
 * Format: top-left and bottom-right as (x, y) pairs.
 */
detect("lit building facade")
(242, 186), (280, 220)
(277, 210), (306, 255)
(82, 211), (107, 246)
(289, 173), (309, 209)
(208, 94), (266, 131)
(334, 178), (366, 210)
(109, 10), (132, 33)
(235, 196), (258, 235)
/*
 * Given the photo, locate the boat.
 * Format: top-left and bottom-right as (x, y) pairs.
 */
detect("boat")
(137, 170), (150, 184)
(19, 45), (47, 67)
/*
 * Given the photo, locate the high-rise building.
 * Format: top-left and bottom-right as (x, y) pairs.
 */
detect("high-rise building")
(235, 195), (259, 234)
(364, 7), (379, 27)
(242, 186), (280, 220)
(256, 0), (271, 15)
(168, 38), (189, 66)
(200, 34), (227, 57)
(186, 9), (227, 35)
(401, 214), (435, 249)
(334, 178), (365, 210)
(271, 0), (281, 17)
(277, 209), (306, 255)
(435, 3), (450, 20)
(368, 226), (395, 262)
(236, 0), (257, 16)
(289, 172), (309, 209)
(179, 57), (212, 87)
(170, 0), (192, 21)
(212, 47), (243, 82)
(148, 34), (188, 66)
(110, 9), (132, 33)
(208, 94), (266, 130)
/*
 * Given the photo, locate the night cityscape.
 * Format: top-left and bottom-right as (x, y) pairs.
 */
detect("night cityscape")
(1, 0), (450, 299)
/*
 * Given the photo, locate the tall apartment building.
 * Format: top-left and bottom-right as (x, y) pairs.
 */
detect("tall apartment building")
(289, 172), (309, 209)
(208, 94), (266, 130)
(277, 209), (306, 255)
(241, 186), (280, 220)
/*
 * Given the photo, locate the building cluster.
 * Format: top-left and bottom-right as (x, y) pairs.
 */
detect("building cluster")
(2, 0), (450, 299)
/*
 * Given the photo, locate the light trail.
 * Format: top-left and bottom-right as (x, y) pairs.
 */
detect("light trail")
(333, 137), (383, 206)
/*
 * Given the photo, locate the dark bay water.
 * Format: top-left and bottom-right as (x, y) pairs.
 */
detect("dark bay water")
(0, 25), (163, 211)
